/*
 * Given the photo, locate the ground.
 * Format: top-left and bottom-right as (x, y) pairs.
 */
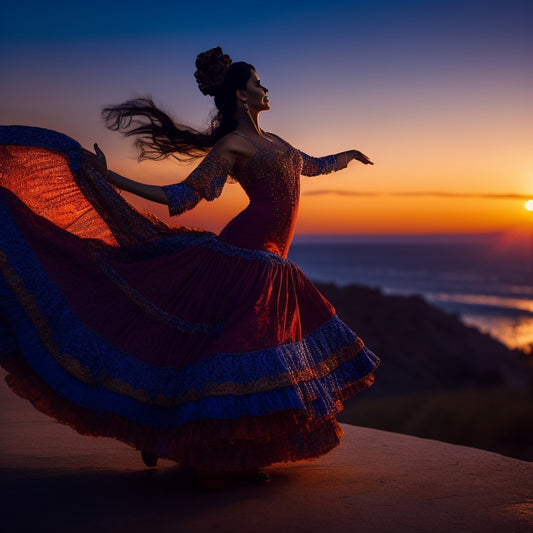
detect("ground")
(1, 373), (532, 532)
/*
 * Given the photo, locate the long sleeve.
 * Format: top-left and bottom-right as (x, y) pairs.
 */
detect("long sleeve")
(161, 152), (232, 216)
(299, 151), (338, 176)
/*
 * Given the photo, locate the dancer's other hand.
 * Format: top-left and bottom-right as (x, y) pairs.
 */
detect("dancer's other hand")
(82, 143), (109, 178)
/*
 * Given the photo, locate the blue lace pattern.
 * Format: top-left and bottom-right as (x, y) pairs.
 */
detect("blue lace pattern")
(0, 199), (379, 428)
(161, 183), (201, 216)
(0, 125), (82, 171)
(162, 152), (231, 216)
(299, 151), (337, 176)
(115, 232), (291, 266)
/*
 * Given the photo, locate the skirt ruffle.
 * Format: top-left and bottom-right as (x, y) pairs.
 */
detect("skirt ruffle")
(0, 126), (379, 471)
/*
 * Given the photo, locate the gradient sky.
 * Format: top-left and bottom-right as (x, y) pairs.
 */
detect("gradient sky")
(1, 0), (532, 235)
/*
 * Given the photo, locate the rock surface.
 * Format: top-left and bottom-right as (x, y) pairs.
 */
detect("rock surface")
(1, 372), (532, 533)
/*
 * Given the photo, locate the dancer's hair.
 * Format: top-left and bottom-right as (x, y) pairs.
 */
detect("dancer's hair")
(101, 47), (255, 162)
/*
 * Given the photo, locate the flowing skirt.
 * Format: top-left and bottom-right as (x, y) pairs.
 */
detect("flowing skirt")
(0, 126), (379, 471)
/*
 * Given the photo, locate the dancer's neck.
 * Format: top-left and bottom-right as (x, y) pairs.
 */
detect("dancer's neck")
(236, 111), (272, 141)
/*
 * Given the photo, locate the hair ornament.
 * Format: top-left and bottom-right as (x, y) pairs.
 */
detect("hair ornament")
(194, 47), (233, 96)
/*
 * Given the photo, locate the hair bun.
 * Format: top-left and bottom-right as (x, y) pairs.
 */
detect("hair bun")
(194, 47), (233, 96)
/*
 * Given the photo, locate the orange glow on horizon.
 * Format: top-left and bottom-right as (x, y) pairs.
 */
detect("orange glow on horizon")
(108, 131), (533, 237)
(125, 188), (533, 236)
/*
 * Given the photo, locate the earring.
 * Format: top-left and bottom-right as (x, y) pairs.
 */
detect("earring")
(241, 100), (249, 111)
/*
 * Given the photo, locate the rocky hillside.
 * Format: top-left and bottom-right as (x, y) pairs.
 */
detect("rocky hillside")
(316, 282), (532, 397)
(316, 282), (533, 460)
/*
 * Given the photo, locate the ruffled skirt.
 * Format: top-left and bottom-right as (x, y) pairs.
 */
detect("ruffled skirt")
(0, 126), (379, 471)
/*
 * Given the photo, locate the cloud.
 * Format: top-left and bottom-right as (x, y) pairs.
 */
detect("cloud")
(302, 190), (533, 200)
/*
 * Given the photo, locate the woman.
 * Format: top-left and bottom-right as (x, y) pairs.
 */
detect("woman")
(0, 47), (379, 485)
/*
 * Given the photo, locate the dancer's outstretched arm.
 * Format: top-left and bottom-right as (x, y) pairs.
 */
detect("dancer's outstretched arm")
(107, 170), (169, 205)
(300, 149), (373, 176)
(83, 144), (169, 205)
(83, 143), (233, 217)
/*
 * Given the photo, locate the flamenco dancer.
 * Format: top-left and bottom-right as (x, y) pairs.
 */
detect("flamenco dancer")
(0, 47), (379, 487)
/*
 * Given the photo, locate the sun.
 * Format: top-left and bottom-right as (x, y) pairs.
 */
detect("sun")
(526, 199), (533, 212)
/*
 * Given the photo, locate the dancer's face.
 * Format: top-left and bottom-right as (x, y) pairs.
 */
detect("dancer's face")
(243, 70), (270, 112)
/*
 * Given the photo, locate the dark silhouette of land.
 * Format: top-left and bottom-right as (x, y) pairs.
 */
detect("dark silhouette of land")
(316, 282), (533, 460)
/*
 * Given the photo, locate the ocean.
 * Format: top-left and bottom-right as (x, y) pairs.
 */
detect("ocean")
(288, 235), (533, 351)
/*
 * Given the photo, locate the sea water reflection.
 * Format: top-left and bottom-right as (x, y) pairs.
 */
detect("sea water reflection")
(289, 236), (533, 351)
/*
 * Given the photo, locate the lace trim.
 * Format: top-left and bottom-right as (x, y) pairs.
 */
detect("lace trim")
(162, 152), (232, 216)
(0, 241), (378, 416)
(198, 235), (290, 263)
(299, 151), (337, 176)
(161, 183), (200, 216)
(4, 363), (350, 470)
(1, 249), (372, 401)
(119, 232), (291, 265)
(184, 153), (231, 200)
(1, 238), (378, 433)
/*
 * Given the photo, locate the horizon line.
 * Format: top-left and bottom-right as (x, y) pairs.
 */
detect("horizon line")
(292, 231), (531, 244)
(302, 190), (533, 200)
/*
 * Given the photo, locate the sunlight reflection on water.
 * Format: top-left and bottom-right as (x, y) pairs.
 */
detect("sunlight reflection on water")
(462, 314), (533, 350)
(289, 239), (533, 352)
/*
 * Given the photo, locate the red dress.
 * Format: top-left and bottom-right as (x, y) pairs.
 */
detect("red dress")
(0, 126), (379, 471)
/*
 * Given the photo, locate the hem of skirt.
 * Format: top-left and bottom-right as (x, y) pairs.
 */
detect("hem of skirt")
(1, 352), (376, 472)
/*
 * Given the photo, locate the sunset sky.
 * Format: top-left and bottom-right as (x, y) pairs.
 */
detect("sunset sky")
(1, 0), (532, 235)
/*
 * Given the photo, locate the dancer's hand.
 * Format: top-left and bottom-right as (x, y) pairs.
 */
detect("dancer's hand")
(351, 150), (373, 165)
(82, 143), (109, 178)
(92, 143), (109, 177)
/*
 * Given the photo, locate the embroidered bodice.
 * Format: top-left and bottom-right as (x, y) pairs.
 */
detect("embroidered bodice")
(162, 133), (338, 257)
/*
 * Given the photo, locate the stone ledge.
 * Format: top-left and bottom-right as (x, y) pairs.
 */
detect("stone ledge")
(1, 377), (532, 532)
